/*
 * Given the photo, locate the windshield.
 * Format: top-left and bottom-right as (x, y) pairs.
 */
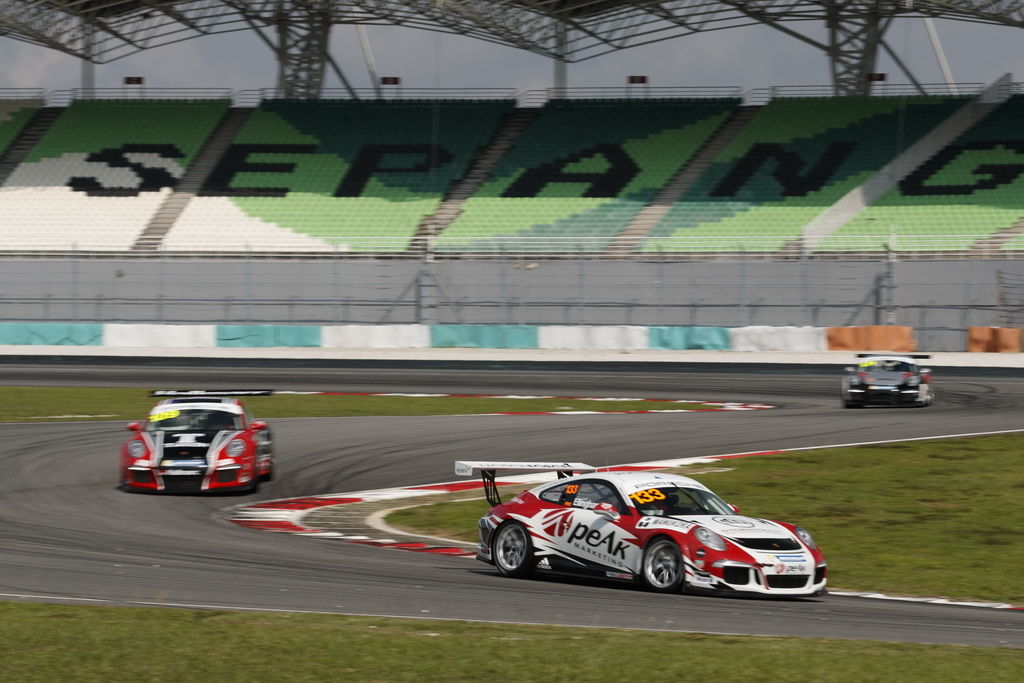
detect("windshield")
(859, 359), (914, 373)
(146, 408), (240, 432)
(630, 485), (734, 517)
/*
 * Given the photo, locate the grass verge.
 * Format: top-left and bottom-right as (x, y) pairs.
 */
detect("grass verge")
(0, 386), (726, 422)
(1, 602), (1021, 682)
(387, 434), (1024, 604)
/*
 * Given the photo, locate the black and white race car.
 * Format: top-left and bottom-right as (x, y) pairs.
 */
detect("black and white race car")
(840, 354), (934, 408)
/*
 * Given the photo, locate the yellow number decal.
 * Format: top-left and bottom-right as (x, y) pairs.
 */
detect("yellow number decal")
(149, 409), (180, 422)
(565, 484), (579, 495)
(629, 489), (666, 504)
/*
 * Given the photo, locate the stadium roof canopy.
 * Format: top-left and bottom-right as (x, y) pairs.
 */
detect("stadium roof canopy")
(2, 1), (1024, 97)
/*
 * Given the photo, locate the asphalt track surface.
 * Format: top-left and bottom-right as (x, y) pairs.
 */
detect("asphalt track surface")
(1, 359), (1023, 649)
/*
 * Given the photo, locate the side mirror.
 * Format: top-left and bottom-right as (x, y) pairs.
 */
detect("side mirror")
(250, 420), (268, 431)
(844, 366), (855, 372)
(127, 422), (141, 431)
(921, 368), (931, 375)
(729, 503), (741, 514)
(594, 503), (621, 521)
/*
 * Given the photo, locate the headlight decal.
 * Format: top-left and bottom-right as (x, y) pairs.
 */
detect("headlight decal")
(795, 527), (818, 550)
(226, 439), (246, 457)
(694, 526), (728, 551)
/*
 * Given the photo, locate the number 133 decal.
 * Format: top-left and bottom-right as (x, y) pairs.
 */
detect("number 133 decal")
(629, 489), (666, 504)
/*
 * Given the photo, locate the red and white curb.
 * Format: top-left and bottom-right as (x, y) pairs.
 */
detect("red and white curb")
(277, 391), (775, 415)
(226, 427), (1024, 611)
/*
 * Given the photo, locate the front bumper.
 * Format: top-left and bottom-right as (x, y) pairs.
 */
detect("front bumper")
(123, 465), (254, 493)
(691, 561), (827, 597)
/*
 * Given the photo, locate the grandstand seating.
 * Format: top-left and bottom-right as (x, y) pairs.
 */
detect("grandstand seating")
(433, 99), (738, 252)
(0, 100), (229, 250)
(639, 96), (969, 252)
(164, 100), (515, 251)
(821, 95), (1024, 251)
(0, 101), (38, 157)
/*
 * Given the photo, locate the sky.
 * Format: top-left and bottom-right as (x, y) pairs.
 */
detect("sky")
(0, 13), (1023, 95)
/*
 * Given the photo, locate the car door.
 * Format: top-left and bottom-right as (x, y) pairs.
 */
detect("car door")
(539, 479), (640, 577)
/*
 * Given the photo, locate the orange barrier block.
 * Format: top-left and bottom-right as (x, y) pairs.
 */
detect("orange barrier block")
(968, 327), (996, 352)
(826, 326), (916, 352)
(995, 327), (1022, 353)
(826, 326), (862, 351)
(967, 327), (1022, 352)
(862, 325), (915, 352)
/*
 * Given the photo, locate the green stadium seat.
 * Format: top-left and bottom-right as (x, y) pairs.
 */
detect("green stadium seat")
(822, 95), (1024, 252)
(167, 100), (515, 251)
(640, 96), (969, 252)
(435, 99), (739, 252)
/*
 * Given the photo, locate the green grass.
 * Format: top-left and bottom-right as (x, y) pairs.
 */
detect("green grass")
(1, 601), (1020, 682)
(388, 434), (1024, 604)
(0, 386), (721, 422)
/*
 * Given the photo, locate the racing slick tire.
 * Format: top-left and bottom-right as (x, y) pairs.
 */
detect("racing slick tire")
(842, 400), (862, 409)
(492, 522), (534, 579)
(641, 538), (685, 593)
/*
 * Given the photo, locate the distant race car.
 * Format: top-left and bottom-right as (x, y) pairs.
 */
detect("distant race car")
(457, 462), (827, 598)
(120, 391), (275, 493)
(841, 353), (934, 408)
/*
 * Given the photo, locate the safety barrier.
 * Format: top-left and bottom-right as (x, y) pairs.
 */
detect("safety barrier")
(967, 327), (1023, 353)
(0, 322), (1016, 352)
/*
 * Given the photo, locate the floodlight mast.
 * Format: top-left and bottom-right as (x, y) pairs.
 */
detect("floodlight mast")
(2, 2), (1024, 98)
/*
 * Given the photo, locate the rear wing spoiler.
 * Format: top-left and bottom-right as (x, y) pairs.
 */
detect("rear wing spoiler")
(454, 461), (595, 507)
(855, 353), (931, 359)
(151, 390), (274, 397)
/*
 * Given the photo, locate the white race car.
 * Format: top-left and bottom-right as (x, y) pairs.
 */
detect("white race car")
(460, 462), (827, 598)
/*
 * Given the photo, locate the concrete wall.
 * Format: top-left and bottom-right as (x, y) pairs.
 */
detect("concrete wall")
(1, 257), (1020, 351)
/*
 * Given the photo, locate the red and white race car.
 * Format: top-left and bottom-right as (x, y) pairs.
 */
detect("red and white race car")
(458, 462), (826, 597)
(120, 391), (275, 494)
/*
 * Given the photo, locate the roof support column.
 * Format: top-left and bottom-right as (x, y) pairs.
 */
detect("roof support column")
(80, 18), (95, 96)
(826, 1), (884, 96)
(553, 19), (568, 94)
(275, 2), (332, 99)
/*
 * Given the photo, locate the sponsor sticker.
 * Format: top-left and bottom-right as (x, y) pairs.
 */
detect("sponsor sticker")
(149, 409), (181, 422)
(605, 571), (633, 580)
(164, 469), (200, 476)
(636, 517), (695, 532)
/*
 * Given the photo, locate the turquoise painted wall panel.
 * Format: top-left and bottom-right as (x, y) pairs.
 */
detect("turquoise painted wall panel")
(0, 322), (102, 345)
(431, 325), (539, 349)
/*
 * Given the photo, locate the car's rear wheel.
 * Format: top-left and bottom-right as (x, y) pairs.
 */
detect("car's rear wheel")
(641, 538), (685, 593)
(842, 400), (861, 409)
(492, 522), (534, 578)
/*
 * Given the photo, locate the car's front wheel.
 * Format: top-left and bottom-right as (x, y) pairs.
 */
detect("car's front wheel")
(492, 522), (534, 578)
(641, 538), (685, 593)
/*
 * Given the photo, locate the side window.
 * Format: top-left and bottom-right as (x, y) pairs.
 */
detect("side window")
(573, 481), (628, 514)
(539, 482), (577, 506)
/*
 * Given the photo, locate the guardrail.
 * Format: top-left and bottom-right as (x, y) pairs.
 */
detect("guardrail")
(235, 88), (519, 107)
(0, 89), (46, 100)
(745, 82), (984, 104)
(46, 88), (234, 106)
(0, 236), (1022, 261)
(21, 84), (1007, 108)
(519, 86), (744, 107)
